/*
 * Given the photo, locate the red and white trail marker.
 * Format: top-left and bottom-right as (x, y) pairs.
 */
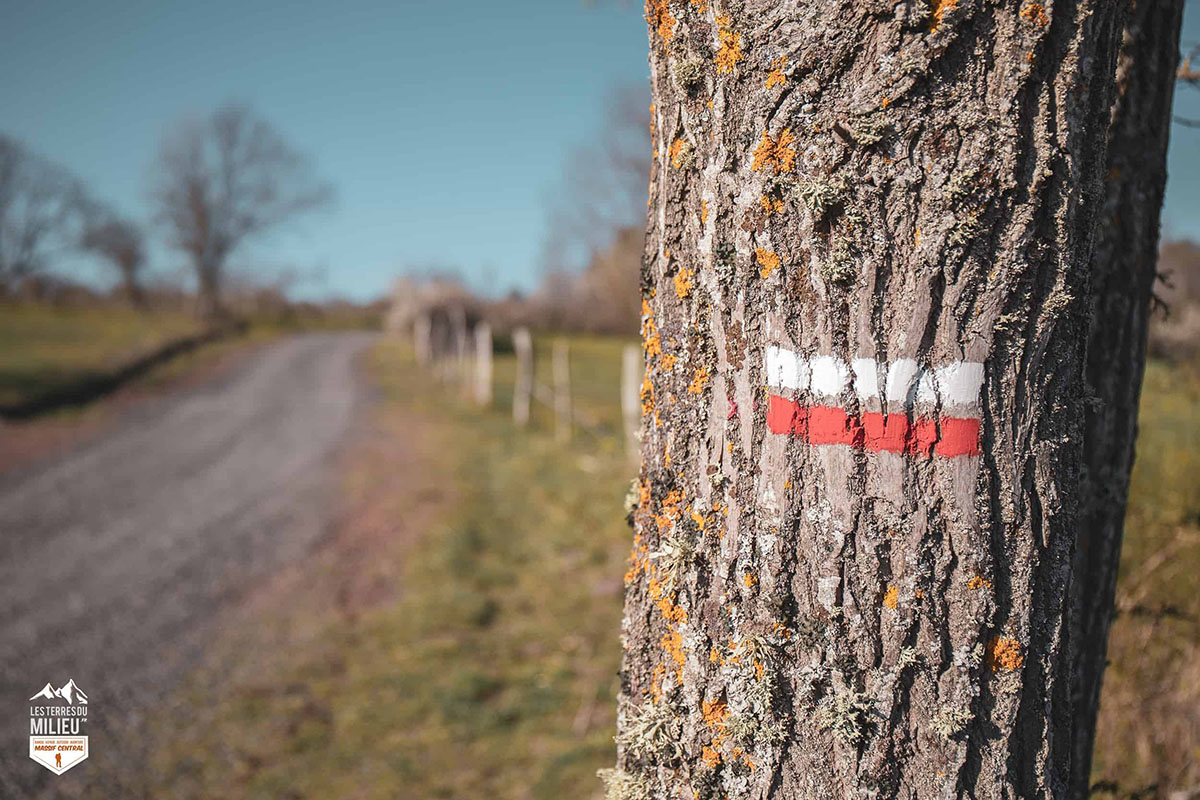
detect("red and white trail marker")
(764, 346), (984, 458)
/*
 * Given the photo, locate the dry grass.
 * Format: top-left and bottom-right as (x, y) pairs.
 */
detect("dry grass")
(137, 338), (1198, 798)
(1091, 360), (1200, 797)
(144, 337), (634, 799)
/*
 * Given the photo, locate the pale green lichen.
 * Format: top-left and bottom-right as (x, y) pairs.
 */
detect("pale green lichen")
(648, 532), (694, 593)
(945, 167), (983, 205)
(932, 704), (973, 741)
(847, 114), (890, 146)
(897, 646), (922, 670)
(948, 210), (982, 247)
(616, 699), (684, 761)
(623, 479), (641, 515)
(673, 58), (706, 92)
(598, 767), (655, 800)
(815, 689), (874, 745)
(793, 175), (850, 219)
(820, 238), (858, 285)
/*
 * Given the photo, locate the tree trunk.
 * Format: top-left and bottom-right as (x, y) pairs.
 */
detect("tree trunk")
(197, 260), (223, 319)
(1068, 0), (1184, 795)
(122, 270), (147, 310)
(611, 1), (1147, 797)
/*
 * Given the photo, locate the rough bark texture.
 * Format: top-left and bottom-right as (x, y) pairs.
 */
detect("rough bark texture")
(1068, 0), (1184, 795)
(613, 1), (1137, 798)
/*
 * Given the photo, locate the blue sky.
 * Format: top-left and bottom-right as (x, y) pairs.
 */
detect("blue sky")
(2, 1), (1199, 302)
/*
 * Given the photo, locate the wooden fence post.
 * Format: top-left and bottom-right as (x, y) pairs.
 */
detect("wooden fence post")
(474, 322), (492, 407)
(513, 327), (532, 427)
(414, 313), (432, 366)
(553, 340), (571, 443)
(450, 306), (468, 383)
(621, 344), (641, 461)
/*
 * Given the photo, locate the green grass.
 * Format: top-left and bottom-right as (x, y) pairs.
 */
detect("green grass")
(1091, 360), (1200, 795)
(0, 303), (204, 407)
(148, 337), (636, 799)
(143, 338), (1200, 798)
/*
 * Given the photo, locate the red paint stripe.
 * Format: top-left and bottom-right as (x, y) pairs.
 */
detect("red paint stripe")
(766, 394), (980, 457)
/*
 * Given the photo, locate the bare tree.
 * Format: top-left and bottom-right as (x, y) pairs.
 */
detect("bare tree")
(149, 104), (331, 317)
(0, 135), (89, 290)
(82, 215), (147, 308)
(540, 84), (650, 274)
(609, 1), (1180, 798)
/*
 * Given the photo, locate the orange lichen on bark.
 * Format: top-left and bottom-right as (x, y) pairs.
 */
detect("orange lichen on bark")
(661, 629), (686, 676)
(883, 584), (899, 609)
(640, 374), (656, 418)
(702, 698), (729, 730)
(649, 662), (667, 701)
(756, 248), (781, 278)
(662, 353), (678, 370)
(702, 745), (722, 767)
(657, 594), (688, 626)
(674, 267), (694, 299)
(743, 572), (757, 588)
(968, 575), (990, 590)
(646, 0), (676, 41)
(929, 0), (957, 30)
(1020, 1), (1049, 27)
(669, 137), (684, 167)
(759, 195), (784, 215)
(642, 298), (662, 358)
(987, 636), (1024, 672)
(624, 535), (650, 584)
(765, 56), (788, 88)
(751, 129), (796, 174)
(687, 366), (710, 394)
(700, 199), (708, 224)
(714, 15), (742, 73)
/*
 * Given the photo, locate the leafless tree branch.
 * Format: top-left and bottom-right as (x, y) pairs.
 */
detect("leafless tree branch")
(148, 103), (332, 317)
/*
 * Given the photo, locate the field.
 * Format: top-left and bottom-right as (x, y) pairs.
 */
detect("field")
(145, 337), (635, 799)
(136, 336), (1200, 798)
(0, 303), (205, 409)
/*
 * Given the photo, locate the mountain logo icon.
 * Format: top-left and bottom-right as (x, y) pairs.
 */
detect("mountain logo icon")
(29, 679), (88, 705)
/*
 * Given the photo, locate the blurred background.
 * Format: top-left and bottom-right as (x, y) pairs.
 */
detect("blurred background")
(2, 2), (1200, 798)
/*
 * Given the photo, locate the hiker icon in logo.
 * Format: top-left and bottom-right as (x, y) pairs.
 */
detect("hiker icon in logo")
(28, 679), (89, 775)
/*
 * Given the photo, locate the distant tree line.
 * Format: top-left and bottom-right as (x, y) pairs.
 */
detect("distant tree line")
(0, 103), (330, 317)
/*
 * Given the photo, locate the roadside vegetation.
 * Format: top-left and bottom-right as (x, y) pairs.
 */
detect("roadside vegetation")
(147, 337), (633, 799)
(1092, 359), (1200, 795)
(0, 302), (203, 409)
(138, 335), (1200, 798)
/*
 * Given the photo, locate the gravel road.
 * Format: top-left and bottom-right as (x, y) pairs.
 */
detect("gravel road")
(0, 332), (375, 795)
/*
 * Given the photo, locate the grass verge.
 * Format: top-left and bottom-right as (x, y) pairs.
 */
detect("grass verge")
(143, 338), (1199, 798)
(147, 337), (634, 799)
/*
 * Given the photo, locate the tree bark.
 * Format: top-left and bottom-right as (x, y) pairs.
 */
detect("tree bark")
(1068, 1), (1184, 795)
(612, 1), (1145, 798)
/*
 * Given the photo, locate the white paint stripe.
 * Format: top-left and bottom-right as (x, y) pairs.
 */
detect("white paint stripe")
(916, 369), (939, 405)
(885, 359), (920, 405)
(810, 356), (851, 398)
(765, 345), (808, 390)
(765, 347), (984, 411)
(851, 359), (879, 401)
(934, 361), (986, 407)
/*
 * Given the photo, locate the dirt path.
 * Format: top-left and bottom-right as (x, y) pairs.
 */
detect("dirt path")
(0, 332), (375, 796)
